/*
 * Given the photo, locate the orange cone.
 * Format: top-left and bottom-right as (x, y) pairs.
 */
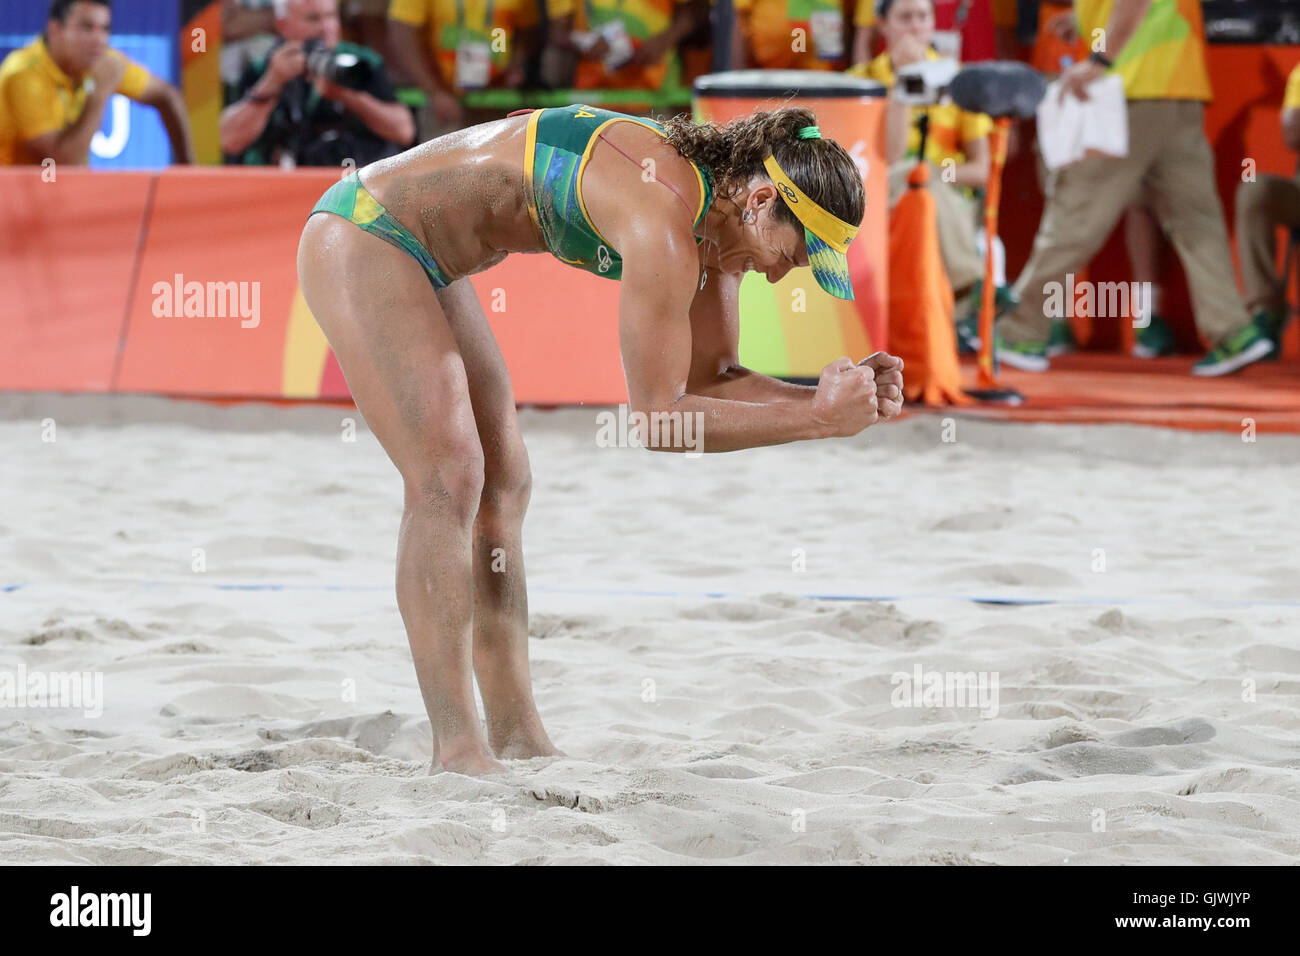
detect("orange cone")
(888, 163), (973, 405)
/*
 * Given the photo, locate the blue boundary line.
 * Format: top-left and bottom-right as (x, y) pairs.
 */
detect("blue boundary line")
(2, 581), (1298, 609)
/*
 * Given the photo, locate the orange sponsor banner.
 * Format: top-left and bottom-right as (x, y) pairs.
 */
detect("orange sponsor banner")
(117, 166), (336, 396)
(0, 169), (153, 391)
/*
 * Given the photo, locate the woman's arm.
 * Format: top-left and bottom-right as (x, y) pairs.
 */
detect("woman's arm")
(950, 133), (990, 189)
(685, 271), (816, 402)
(616, 217), (880, 453)
(685, 269), (906, 415)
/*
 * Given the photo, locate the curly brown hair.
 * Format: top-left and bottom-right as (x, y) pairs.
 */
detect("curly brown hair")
(661, 105), (865, 235)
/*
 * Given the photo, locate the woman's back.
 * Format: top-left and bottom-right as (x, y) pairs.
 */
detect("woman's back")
(351, 107), (712, 284)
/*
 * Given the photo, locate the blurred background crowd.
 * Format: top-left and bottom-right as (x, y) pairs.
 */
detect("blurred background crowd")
(4, 0), (1300, 375)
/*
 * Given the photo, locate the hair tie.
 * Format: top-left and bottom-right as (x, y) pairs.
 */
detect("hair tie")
(797, 126), (822, 140)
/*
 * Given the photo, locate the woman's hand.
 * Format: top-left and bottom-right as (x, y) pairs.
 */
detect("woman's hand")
(858, 352), (905, 420)
(889, 34), (928, 70)
(811, 357), (879, 437)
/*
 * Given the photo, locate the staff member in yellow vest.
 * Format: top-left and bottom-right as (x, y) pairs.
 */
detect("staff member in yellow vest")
(1232, 62), (1300, 358)
(997, 0), (1272, 376)
(0, 0), (195, 166)
(387, 0), (538, 138)
(547, 0), (708, 90)
(849, 0), (993, 344)
(731, 0), (849, 71)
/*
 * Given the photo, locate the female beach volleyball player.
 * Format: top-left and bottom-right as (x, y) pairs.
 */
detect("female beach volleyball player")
(296, 103), (905, 776)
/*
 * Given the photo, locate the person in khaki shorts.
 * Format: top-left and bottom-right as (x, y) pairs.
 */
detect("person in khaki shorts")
(1233, 61), (1300, 352)
(998, 0), (1274, 377)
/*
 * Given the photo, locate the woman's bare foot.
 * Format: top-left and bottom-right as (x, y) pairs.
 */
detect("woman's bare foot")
(491, 728), (566, 761)
(431, 743), (511, 777)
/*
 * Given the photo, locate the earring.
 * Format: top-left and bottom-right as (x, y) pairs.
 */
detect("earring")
(742, 209), (755, 224)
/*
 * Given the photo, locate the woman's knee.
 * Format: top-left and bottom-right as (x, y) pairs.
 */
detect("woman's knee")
(478, 439), (532, 525)
(403, 434), (487, 525)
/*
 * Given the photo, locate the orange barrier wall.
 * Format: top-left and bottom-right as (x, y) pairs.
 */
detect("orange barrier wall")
(0, 169), (153, 390)
(0, 167), (684, 403)
(1, 158), (893, 403)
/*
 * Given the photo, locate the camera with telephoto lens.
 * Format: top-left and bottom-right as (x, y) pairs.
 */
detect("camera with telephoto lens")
(893, 57), (961, 106)
(301, 37), (373, 91)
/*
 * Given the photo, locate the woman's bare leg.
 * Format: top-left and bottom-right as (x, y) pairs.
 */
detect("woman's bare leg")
(435, 279), (563, 760)
(296, 215), (507, 776)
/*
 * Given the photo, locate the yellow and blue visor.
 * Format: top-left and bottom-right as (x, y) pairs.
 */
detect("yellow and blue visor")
(762, 152), (859, 300)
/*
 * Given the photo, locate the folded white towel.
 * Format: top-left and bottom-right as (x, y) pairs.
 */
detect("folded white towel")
(1036, 74), (1129, 171)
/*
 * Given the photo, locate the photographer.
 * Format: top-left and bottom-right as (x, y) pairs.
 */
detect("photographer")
(220, 0), (413, 167)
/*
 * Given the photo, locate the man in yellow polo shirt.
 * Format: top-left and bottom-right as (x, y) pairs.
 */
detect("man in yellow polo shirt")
(386, 0), (538, 138)
(998, 0), (1269, 376)
(1233, 62), (1300, 358)
(0, 0), (195, 166)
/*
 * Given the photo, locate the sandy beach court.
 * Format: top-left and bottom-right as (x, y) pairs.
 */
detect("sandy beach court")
(2, 395), (1297, 864)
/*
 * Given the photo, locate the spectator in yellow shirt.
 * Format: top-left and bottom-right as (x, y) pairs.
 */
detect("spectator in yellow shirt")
(849, 0), (991, 329)
(1233, 62), (1300, 358)
(387, 0), (539, 137)
(732, 0), (849, 71)
(0, 0), (195, 167)
(547, 0), (707, 91)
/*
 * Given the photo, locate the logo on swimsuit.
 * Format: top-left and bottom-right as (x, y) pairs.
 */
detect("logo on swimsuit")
(596, 244), (612, 274)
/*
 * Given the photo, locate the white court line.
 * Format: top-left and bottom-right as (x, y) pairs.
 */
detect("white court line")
(2, 580), (1299, 609)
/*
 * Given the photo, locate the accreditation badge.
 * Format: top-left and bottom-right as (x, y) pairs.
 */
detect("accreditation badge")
(455, 40), (492, 89)
(809, 10), (844, 61)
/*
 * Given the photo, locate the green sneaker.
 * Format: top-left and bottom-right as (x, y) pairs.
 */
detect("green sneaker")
(966, 279), (1019, 318)
(956, 316), (980, 354)
(1251, 307), (1285, 360)
(1191, 322), (1275, 376)
(995, 332), (1049, 372)
(1132, 313), (1175, 359)
(960, 281), (1019, 356)
(1046, 319), (1076, 357)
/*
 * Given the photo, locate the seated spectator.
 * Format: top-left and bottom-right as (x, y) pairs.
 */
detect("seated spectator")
(854, 0), (996, 65)
(1233, 60), (1300, 356)
(849, 0), (994, 343)
(0, 0), (195, 166)
(386, 0), (538, 141)
(546, 0), (707, 91)
(732, 0), (848, 71)
(221, 0), (414, 167)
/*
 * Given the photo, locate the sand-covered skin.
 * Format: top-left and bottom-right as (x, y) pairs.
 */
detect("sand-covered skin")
(1, 395), (1297, 864)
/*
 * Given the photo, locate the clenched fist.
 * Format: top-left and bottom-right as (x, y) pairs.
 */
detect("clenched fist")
(812, 357), (879, 437)
(857, 352), (905, 421)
